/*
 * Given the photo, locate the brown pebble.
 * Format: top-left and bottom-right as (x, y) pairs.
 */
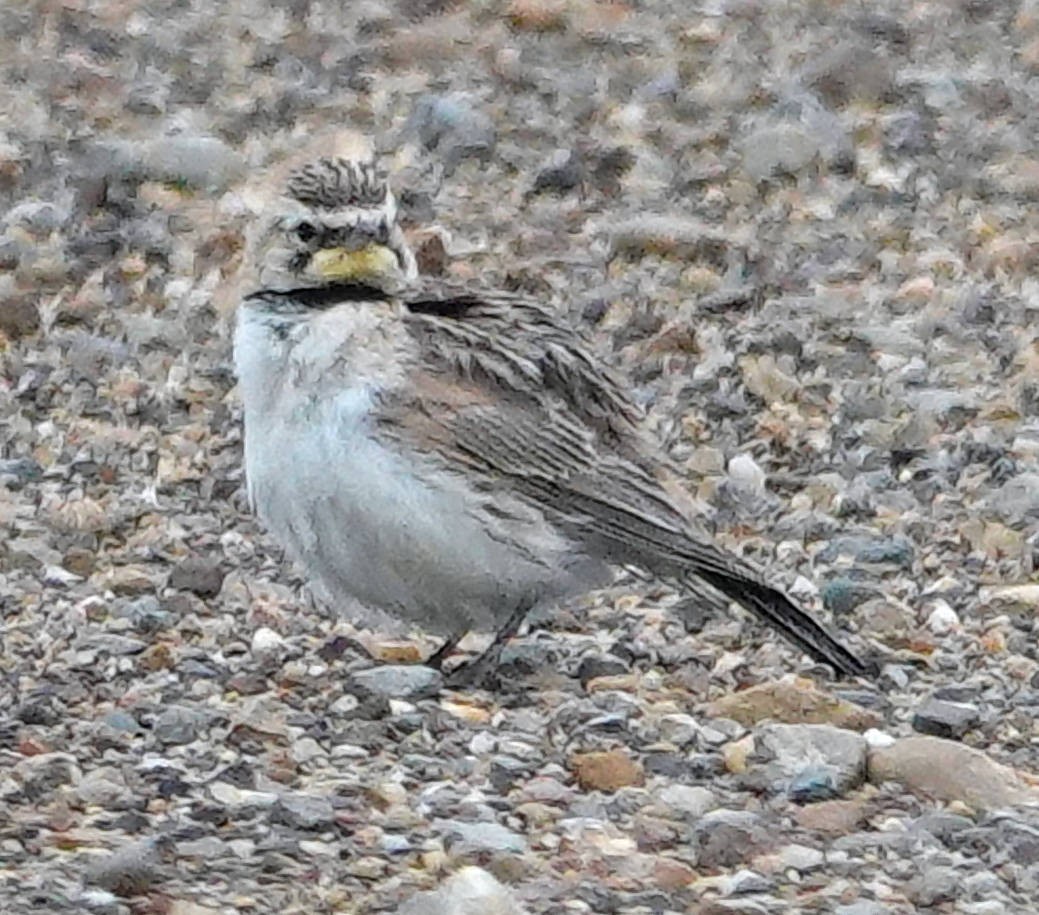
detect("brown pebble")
(570, 749), (644, 792)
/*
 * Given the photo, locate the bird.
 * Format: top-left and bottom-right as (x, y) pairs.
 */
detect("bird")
(232, 151), (870, 687)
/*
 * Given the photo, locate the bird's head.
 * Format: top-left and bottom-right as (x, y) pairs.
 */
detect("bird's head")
(249, 155), (417, 294)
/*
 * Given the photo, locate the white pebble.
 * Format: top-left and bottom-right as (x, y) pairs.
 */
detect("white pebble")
(926, 599), (960, 635)
(727, 453), (767, 493)
(864, 728), (896, 749)
(250, 626), (284, 657)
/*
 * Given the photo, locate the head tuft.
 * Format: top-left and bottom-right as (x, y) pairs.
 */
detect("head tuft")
(285, 157), (388, 210)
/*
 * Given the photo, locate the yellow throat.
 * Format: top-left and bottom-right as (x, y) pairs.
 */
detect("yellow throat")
(311, 244), (399, 283)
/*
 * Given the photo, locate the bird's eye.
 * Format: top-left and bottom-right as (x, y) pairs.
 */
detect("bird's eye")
(295, 222), (317, 243)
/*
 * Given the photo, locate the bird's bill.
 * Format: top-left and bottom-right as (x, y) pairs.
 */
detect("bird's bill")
(310, 244), (399, 283)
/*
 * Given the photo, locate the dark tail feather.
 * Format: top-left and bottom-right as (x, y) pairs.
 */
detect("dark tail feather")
(686, 570), (872, 678)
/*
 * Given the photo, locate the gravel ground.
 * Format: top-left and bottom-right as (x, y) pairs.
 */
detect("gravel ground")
(4, 1), (1039, 912)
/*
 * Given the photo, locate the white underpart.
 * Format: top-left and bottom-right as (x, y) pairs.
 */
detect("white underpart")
(234, 301), (605, 635)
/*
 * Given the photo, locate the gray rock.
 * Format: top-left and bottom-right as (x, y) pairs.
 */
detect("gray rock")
(351, 665), (442, 698)
(85, 836), (175, 897)
(821, 577), (878, 614)
(437, 819), (528, 854)
(407, 93), (496, 169)
(112, 596), (170, 634)
(153, 705), (207, 745)
(754, 724), (867, 795)
(787, 764), (843, 803)
(692, 810), (771, 868)
(73, 767), (134, 808)
(722, 868), (774, 896)
(907, 865), (958, 906)
(4, 200), (68, 235)
(168, 556), (225, 598)
(817, 534), (914, 569)
(87, 134), (244, 190)
(139, 135), (244, 190)
(655, 784), (717, 820)
(739, 94), (850, 180)
(912, 696), (981, 740)
(0, 458), (41, 490)
(77, 634), (148, 656)
(271, 793), (336, 831)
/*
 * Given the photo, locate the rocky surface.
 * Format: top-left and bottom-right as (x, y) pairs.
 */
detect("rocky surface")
(3, 0), (1039, 912)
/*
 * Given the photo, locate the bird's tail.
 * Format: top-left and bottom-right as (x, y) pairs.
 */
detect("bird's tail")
(680, 568), (872, 677)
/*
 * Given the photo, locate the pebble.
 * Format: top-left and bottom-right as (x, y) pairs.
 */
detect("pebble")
(570, 749), (645, 792)
(869, 737), (1039, 810)
(350, 665), (443, 698)
(407, 93), (496, 169)
(654, 784), (717, 820)
(271, 793), (336, 831)
(250, 626), (285, 658)
(396, 866), (529, 915)
(168, 556), (225, 598)
(753, 724), (867, 795)
(85, 836), (175, 896)
(692, 810), (771, 868)
(153, 705), (207, 746)
(727, 453), (767, 493)
(437, 820), (528, 854)
(911, 696), (981, 739)
(707, 678), (880, 730)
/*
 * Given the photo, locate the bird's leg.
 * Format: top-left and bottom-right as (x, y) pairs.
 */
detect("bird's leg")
(445, 602), (532, 690)
(425, 631), (465, 670)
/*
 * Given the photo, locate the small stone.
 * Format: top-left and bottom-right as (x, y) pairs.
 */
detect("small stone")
(407, 93), (496, 170)
(0, 297), (40, 339)
(0, 457), (43, 488)
(168, 556), (225, 598)
(925, 599), (960, 635)
(692, 810), (771, 868)
(907, 865), (958, 906)
(821, 577), (878, 614)
(531, 151), (583, 196)
(911, 697), (981, 740)
(351, 665), (442, 698)
(437, 820), (527, 854)
(576, 655), (629, 684)
(271, 793), (335, 831)
(655, 784), (717, 820)
(652, 857), (696, 890)
(787, 764), (843, 803)
(86, 836), (175, 896)
(869, 736), (1039, 810)
(105, 566), (157, 596)
(411, 232), (449, 278)
(753, 723), (867, 795)
(706, 677), (881, 730)
(793, 798), (869, 834)
(775, 842), (824, 872)
(250, 626), (285, 658)
(396, 865), (529, 915)
(570, 749), (645, 792)
(153, 705), (207, 746)
(723, 868), (774, 896)
(727, 453), (766, 493)
(137, 134), (244, 190)
(817, 534), (914, 568)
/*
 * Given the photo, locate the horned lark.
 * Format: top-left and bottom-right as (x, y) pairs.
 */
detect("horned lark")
(234, 153), (869, 686)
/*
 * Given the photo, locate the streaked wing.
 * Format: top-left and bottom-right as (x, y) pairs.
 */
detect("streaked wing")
(374, 290), (868, 677)
(401, 282), (643, 447)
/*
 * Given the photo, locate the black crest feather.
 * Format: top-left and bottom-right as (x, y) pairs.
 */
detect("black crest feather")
(286, 157), (388, 209)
